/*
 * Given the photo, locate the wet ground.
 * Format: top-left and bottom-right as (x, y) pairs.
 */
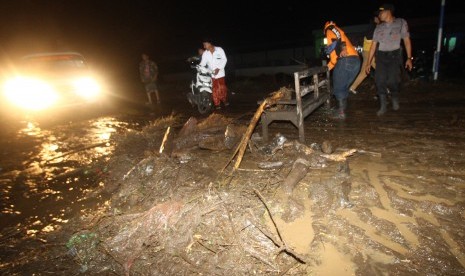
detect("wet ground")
(0, 76), (465, 275)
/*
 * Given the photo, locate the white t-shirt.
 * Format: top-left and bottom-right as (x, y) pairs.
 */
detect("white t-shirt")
(200, 46), (227, 79)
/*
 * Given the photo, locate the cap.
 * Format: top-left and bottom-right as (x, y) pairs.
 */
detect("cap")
(379, 3), (395, 13)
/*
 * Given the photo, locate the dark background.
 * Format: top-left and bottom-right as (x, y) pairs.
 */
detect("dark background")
(0, 0), (463, 84)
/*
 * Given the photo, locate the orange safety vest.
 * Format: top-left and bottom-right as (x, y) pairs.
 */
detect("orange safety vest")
(324, 22), (358, 70)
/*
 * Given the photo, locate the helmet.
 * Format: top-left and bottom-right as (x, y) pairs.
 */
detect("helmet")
(324, 21), (335, 33)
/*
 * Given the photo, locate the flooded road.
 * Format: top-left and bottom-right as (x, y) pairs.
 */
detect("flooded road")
(0, 101), (163, 273)
(0, 112), (151, 232)
(1, 78), (465, 275)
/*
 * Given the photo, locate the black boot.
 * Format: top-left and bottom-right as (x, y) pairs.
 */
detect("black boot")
(392, 97), (399, 111)
(377, 95), (387, 116)
(332, 98), (347, 120)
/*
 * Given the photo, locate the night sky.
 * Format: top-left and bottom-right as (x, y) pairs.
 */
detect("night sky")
(0, 0), (463, 77)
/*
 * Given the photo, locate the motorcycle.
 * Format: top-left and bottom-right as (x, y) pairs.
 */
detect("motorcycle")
(187, 59), (213, 114)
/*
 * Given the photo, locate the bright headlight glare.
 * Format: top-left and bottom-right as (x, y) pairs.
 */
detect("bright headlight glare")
(73, 77), (100, 99)
(3, 77), (58, 110)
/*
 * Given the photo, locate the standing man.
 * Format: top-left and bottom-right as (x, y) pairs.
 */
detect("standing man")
(199, 38), (228, 109)
(366, 3), (413, 116)
(139, 53), (160, 105)
(324, 21), (361, 120)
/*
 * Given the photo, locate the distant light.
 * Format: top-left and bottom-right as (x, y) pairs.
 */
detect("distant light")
(448, 37), (456, 52)
(4, 77), (58, 110)
(73, 77), (100, 99)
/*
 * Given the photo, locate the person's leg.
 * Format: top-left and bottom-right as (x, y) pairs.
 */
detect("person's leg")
(144, 83), (153, 105)
(332, 61), (346, 102)
(216, 77), (228, 106)
(385, 51), (402, 111)
(212, 78), (221, 108)
(150, 82), (160, 104)
(154, 89), (161, 104)
(347, 57), (361, 88)
(375, 53), (389, 116)
(332, 60), (350, 120)
(146, 92), (153, 105)
(349, 51), (369, 93)
(340, 57), (360, 116)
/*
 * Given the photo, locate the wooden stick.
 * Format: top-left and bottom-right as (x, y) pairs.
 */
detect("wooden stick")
(253, 189), (284, 244)
(320, 149), (357, 162)
(252, 189), (307, 263)
(159, 126), (171, 154)
(338, 147), (381, 158)
(222, 91), (283, 172)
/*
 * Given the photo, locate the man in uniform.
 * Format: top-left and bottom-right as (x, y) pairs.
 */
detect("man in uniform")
(366, 3), (413, 116)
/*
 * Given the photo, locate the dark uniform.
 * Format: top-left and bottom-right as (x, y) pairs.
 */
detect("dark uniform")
(373, 18), (410, 100)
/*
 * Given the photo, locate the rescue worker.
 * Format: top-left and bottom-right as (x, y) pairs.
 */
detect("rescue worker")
(324, 21), (361, 120)
(365, 3), (413, 116)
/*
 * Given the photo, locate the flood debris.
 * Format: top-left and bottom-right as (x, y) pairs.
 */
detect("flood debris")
(2, 79), (465, 276)
(54, 110), (373, 275)
(223, 89), (284, 172)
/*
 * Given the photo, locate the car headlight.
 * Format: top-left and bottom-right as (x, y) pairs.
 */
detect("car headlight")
(73, 77), (100, 99)
(3, 77), (58, 110)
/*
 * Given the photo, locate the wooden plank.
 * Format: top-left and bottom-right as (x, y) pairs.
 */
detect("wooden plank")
(313, 74), (319, 99)
(300, 79), (328, 97)
(294, 71), (305, 143)
(302, 93), (330, 117)
(295, 66), (327, 79)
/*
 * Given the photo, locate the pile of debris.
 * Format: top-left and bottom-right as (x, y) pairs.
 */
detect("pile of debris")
(65, 107), (357, 275)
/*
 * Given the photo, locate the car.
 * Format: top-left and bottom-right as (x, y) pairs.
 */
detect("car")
(2, 52), (104, 112)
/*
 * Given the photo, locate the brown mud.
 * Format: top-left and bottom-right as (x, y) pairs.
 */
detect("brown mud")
(1, 77), (465, 275)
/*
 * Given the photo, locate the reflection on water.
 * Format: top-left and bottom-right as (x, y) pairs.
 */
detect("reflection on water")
(20, 121), (43, 137)
(0, 116), (144, 234)
(39, 117), (124, 165)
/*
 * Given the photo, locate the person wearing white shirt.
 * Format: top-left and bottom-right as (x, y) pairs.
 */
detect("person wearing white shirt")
(200, 38), (228, 109)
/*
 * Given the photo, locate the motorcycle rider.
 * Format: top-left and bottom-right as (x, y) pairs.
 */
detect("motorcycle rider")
(199, 38), (228, 109)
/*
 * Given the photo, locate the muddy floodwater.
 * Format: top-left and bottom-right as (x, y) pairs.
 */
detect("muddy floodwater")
(0, 78), (465, 275)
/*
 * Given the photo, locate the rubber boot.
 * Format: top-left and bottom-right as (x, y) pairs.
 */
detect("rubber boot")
(392, 97), (399, 111)
(377, 95), (387, 116)
(332, 98), (347, 120)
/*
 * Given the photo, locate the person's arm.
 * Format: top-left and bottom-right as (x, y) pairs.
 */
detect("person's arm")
(152, 62), (159, 81)
(400, 19), (413, 71)
(403, 36), (413, 71)
(199, 52), (207, 67)
(365, 41), (377, 74)
(139, 63), (144, 82)
(214, 48), (227, 75)
(325, 32), (338, 70)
